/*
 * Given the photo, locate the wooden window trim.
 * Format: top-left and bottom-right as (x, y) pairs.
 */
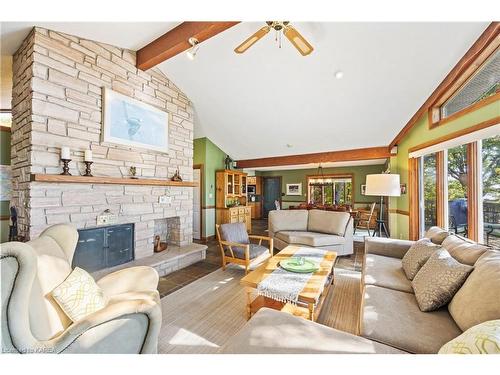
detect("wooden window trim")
(436, 151), (446, 228)
(429, 91), (500, 130)
(467, 143), (479, 241)
(408, 157), (420, 240)
(428, 40), (500, 129)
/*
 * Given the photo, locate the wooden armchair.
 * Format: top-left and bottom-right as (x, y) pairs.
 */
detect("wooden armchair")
(354, 202), (377, 236)
(216, 223), (273, 274)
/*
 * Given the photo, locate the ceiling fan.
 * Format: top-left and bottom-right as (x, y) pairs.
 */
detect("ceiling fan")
(234, 21), (314, 56)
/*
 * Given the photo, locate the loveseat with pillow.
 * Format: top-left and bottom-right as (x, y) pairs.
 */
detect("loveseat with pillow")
(268, 209), (354, 256)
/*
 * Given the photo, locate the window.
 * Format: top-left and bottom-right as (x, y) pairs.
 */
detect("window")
(447, 144), (469, 237)
(307, 176), (353, 205)
(480, 135), (500, 247)
(421, 153), (438, 232)
(442, 49), (500, 119)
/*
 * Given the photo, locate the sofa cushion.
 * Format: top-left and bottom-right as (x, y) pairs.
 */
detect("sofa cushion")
(275, 231), (345, 247)
(412, 249), (473, 312)
(362, 285), (462, 353)
(438, 319), (500, 354)
(401, 238), (441, 280)
(441, 234), (489, 266)
(424, 226), (450, 244)
(307, 209), (351, 236)
(364, 254), (413, 293)
(224, 243), (269, 260)
(269, 210), (309, 233)
(448, 250), (500, 331)
(221, 308), (405, 354)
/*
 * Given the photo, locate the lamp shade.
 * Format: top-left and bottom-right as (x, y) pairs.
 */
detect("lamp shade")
(365, 174), (401, 197)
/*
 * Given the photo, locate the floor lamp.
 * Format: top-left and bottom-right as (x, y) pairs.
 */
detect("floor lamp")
(365, 174), (401, 237)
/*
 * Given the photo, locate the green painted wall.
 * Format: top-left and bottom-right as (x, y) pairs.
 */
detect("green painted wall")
(1, 129), (11, 243)
(389, 98), (499, 239)
(259, 164), (385, 208)
(194, 137), (229, 238)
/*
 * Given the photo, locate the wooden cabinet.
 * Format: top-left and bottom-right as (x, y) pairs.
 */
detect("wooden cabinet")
(216, 170), (248, 208)
(216, 169), (251, 232)
(216, 206), (252, 232)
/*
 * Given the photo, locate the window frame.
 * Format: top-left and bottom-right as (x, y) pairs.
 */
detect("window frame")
(428, 41), (500, 130)
(306, 173), (354, 205)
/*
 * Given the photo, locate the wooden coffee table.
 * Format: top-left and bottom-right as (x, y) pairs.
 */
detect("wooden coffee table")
(240, 245), (337, 322)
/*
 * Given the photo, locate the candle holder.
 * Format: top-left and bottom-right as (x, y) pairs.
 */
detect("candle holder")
(60, 159), (72, 176)
(83, 161), (93, 177)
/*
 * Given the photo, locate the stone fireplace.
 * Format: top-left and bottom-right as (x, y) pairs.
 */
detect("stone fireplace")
(10, 27), (196, 260)
(154, 216), (181, 247)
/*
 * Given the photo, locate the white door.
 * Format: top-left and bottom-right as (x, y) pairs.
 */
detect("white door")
(193, 168), (201, 240)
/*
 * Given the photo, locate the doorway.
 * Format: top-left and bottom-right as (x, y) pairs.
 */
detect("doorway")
(193, 165), (202, 240)
(262, 176), (282, 218)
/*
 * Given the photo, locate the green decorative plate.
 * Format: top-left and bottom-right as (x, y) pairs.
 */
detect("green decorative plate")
(280, 257), (319, 273)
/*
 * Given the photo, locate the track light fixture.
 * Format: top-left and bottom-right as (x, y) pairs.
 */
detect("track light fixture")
(186, 37), (200, 60)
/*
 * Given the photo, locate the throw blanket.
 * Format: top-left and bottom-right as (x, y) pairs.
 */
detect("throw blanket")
(257, 247), (327, 305)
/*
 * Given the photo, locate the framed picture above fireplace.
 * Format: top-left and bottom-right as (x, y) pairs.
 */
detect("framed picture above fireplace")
(102, 88), (169, 153)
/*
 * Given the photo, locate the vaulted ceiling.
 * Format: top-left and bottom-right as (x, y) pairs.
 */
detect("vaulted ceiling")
(1, 22), (490, 161)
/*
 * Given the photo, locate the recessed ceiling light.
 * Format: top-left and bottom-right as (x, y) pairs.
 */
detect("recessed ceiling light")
(286, 144), (293, 148)
(334, 70), (344, 79)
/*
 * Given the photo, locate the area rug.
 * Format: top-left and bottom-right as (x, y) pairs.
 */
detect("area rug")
(158, 244), (364, 354)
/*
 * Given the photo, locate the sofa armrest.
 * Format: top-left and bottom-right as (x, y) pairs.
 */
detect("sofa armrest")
(364, 237), (414, 259)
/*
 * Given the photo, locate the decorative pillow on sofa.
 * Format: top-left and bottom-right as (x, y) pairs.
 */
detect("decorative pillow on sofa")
(51, 267), (107, 322)
(448, 250), (500, 331)
(412, 249), (473, 312)
(439, 320), (500, 354)
(424, 226), (450, 245)
(401, 238), (441, 280)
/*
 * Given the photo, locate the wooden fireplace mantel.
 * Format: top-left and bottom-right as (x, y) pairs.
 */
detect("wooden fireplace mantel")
(30, 174), (198, 187)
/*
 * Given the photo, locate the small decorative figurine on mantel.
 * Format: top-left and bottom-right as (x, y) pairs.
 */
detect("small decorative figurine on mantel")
(224, 155), (233, 170)
(129, 166), (138, 179)
(171, 168), (183, 182)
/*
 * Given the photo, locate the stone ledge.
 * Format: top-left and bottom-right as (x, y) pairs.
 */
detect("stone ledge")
(92, 242), (208, 279)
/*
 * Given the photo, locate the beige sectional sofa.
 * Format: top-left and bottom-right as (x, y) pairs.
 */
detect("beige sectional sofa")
(268, 209), (354, 256)
(361, 228), (499, 353)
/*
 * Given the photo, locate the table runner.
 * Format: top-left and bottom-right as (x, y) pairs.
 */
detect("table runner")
(256, 247), (328, 305)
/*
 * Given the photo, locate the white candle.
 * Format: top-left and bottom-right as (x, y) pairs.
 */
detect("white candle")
(84, 150), (93, 162)
(61, 147), (70, 160)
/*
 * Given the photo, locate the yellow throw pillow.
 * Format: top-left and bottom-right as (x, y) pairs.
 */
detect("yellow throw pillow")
(51, 267), (106, 322)
(439, 320), (500, 354)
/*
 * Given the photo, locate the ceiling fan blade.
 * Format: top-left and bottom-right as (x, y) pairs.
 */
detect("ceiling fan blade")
(284, 26), (314, 56)
(234, 26), (271, 54)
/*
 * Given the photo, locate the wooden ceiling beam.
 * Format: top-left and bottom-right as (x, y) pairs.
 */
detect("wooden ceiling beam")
(236, 146), (394, 169)
(136, 21), (240, 70)
(389, 22), (500, 149)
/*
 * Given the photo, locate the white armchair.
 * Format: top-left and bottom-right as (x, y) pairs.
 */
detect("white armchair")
(1, 224), (162, 354)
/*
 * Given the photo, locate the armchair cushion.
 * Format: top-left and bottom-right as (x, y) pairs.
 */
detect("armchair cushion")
(52, 267), (106, 322)
(225, 244), (269, 260)
(219, 222), (249, 244)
